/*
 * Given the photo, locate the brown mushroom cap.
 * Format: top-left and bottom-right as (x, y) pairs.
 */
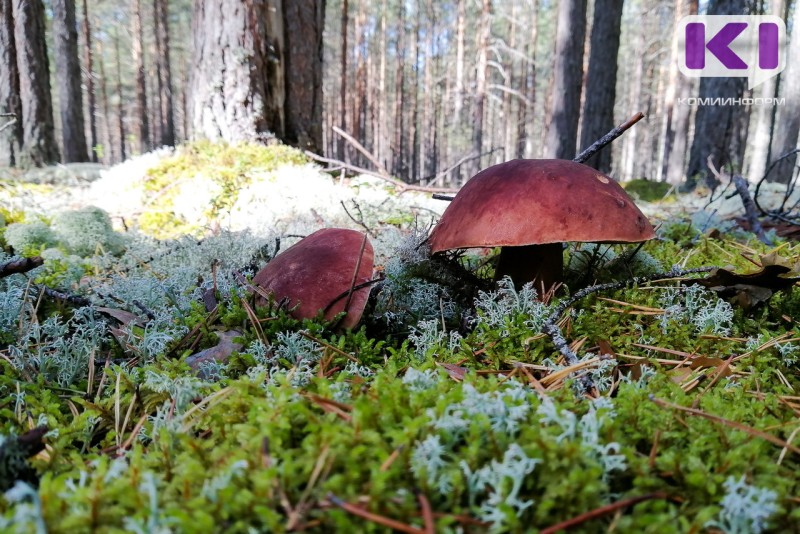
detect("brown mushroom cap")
(253, 228), (374, 329)
(429, 159), (655, 252)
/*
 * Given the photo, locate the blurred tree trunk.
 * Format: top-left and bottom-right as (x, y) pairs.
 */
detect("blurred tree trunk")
(745, 0), (785, 182)
(543, 0), (587, 159)
(81, 0), (97, 161)
(393, 1), (405, 176)
(664, 0), (698, 185)
(97, 38), (114, 164)
(768, 5), (800, 184)
(406, 2), (419, 182)
(521, 0), (539, 158)
(114, 27), (126, 161)
(53, 0), (89, 162)
(470, 0), (491, 177)
(188, 0), (324, 149)
(131, 0), (150, 153)
(685, 0), (749, 190)
(13, 0), (60, 166)
(339, 0), (348, 160)
(0, 0), (23, 167)
(159, 0), (176, 147)
(579, 0), (623, 173)
(453, 0), (465, 124)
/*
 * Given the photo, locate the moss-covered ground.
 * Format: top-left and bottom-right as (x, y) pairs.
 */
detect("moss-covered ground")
(0, 144), (799, 533)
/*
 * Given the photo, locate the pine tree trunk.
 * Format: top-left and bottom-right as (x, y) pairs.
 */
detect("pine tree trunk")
(12, 0), (60, 166)
(522, 0), (539, 158)
(339, 0), (348, 160)
(578, 0), (623, 173)
(97, 38), (114, 163)
(768, 4), (800, 184)
(470, 0), (491, 179)
(131, 0), (150, 153)
(665, 0), (698, 185)
(685, 0), (750, 190)
(114, 27), (126, 161)
(80, 0), (97, 161)
(393, 1), (405, 176)
(406, 2), (419, 182)
(0, 0), (22, 166)
(543, 0), (587, 159)
(453, 0), (465, 125)
(52, 0), (89, 162)
(282, 0), (325, 152)
(155, 0), (175, 147)
(188, 0), (324, 146)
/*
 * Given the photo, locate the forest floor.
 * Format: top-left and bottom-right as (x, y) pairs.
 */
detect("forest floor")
(0, 143), (799, 532)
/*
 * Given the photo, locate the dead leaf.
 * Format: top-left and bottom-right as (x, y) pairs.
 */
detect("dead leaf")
(697, 255), (800, 309)
(185, 330), (243, 377)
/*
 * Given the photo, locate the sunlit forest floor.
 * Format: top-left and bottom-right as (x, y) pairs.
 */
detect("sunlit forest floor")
(1, 143), (799, 532)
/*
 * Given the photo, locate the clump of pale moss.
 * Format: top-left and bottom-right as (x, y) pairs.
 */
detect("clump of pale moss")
(4, 220), (57, 255)
(51, 206), (124, 256)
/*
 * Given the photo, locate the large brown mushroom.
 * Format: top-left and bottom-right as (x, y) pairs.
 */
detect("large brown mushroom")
(429, 159), (655, 294)
(253, 228), (374, 329)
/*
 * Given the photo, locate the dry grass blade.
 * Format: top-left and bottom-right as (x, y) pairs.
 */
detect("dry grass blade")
(540, 355), (602, 387)
(241, 298), (268, 345)
(305, 394), (353, 422)
(416, 491), (435, 534)
(299, 331), (359, 363)
(540, 493), (672, 534)
(597, 297), (664, 313)
(778, 426), (800, 465)
(180, 387), (234, 431)
(326, 494), (425, 534)
(650, 395), (800, 455)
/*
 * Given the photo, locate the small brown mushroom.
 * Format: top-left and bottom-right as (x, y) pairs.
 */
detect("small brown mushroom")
(253, 228), (374, 329)
(429, 159), (655, 294)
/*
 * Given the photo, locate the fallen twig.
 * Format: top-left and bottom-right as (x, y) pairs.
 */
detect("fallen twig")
(650, 395), (800, 455)
(0, 256), (44, 278)
(305, 151), (458, 194)
(540, 492), (672, 534)
(542, 266), (715, 392)
(326, 493), (425, 534)
(35, 285), (92, 307)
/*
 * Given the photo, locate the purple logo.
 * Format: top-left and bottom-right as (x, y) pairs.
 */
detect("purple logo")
(678, 16), (786, 89)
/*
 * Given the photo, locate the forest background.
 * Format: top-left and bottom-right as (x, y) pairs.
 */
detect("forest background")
(1, 0), (798, 192)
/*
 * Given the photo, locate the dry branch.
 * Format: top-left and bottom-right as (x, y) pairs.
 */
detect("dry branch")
(305, 151), (458, 194)
(0, 256), (44, 278)
(573, 112), (645, 164)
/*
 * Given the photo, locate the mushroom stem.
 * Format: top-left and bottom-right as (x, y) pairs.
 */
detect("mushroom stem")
(495, 243), (564, 297)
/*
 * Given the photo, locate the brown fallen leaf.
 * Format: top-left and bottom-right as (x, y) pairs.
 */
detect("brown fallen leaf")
(697, 254), (800, 309)
(185, 330), (243, 377)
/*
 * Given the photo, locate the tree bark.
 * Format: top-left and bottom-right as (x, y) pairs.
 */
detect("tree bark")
(188, 0), (324, 147)
(114, 27), (126, 161)
(12, 0), (60, 166)
(664, 0), (698, 185)
(470, 0), (491, 178)
(282, 0), (325, 152)
(0, 0), (22, 166)
(339, 0), (348, 160)
(52, 0), (89, 162)
(80, 0), (97, 161)
(453, 0), (465, 125)
(543, 0), (587, 159)
(522, 0), (539, 158)
(131, 0), (150, 153)
(685, 0), (750, 190)
(768, 4), (800, 184)
(97, 38), (113, 163)
(578, 0), (623, 173)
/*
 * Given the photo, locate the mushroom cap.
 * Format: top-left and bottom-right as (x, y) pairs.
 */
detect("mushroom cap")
(253, 228), (374, 329)
(429, 159), (655, 252)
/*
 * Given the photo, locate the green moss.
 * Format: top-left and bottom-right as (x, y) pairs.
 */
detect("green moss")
(622, 179), (674, 202)
(139, 141), (308, 238)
